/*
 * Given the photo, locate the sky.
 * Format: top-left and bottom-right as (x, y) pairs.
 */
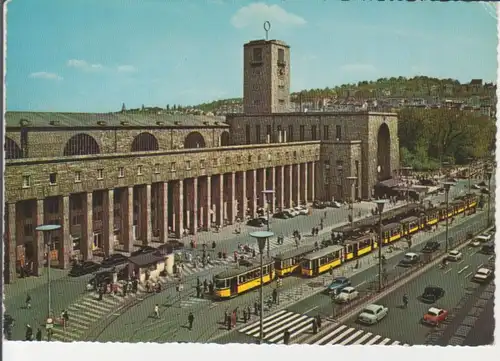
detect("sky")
(5, 0), (498, 112)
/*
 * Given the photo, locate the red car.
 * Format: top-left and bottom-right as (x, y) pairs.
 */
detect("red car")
(422, 307), (448, 326)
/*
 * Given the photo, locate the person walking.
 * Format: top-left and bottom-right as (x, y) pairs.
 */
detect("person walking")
(154, 304), (160, 319)
(35, 328), (42, 341)
(188, 312), (194, 330)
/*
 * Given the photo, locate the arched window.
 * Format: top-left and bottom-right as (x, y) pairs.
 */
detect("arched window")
(131, 132), (159, 152)
(63, 133), (100, 156)
(5, 137), (22, 159)
(220, 131), (230, 146)
(184, 132), (206, 149)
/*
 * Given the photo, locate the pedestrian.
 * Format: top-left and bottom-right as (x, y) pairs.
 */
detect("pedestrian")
(154, 304), (160, 319)
(247, 306), (251, 320)
(252, 249), (256, 258)
(123, 283), (128, 297)
(196, 284), (201, 298)
(243, 308), (248, 323)
(272, 288), (277, 304)
(312, 319), (318, 334)
(35, 328), (42, 341)
(197, 276), (200, 287)
(25, 294), (31, 309)
(47, 328), (53, 341)
(188, 312), (194, 330)
(283, 329), (290, 345)
(25, 324), (33, 341)
(254, 301), (259, 316)
(209, 281), (214, 294)
(316, 314), (322, 329)
(227, 314), (232, 330)
(62, 309), (69, 326)
(203, 279), (208, 293)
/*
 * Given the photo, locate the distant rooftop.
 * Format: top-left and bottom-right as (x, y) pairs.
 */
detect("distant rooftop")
(5, 111), (228, 129)
(244, 39), (289, 48)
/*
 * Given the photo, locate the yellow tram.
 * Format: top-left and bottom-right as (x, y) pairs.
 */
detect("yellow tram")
(301, 245), (344, 277)
(274, 245), (316, 277)
(344, 234), (375, 260)
(400, 216), (421, 236)
(380, 223), (402, 244)
(213, 258), (275, 299)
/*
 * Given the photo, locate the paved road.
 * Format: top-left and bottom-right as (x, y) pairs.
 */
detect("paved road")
(94, 200), (490, 343)
(214, 210), (492, 345)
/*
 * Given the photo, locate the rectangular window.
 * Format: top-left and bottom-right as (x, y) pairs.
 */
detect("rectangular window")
(186, 160), (191, 170)
(245, 124), (251, 145)
(75, 171), (82, 182)
(49, 173), (57, 185)
(171, 162), (176, 172)
(256, 125), (261, 143)
(24, 224), (33, 236)
(137, 165), (143, 175)
(288, 125), (293, 142)
(97, 169), (104, 180)
(200, 159), (205, 169)
(118, 167), (125, 178)
(323, 125), (329, 140)
(300, 125), (305, 141)
(22, 175), (31, 188)
(154, 163), (160, 174)
(311, 125), (317, 141)
(336, 125), (342, 140)
(253, 48), (263, 62)
(278, 48), (285, 63)
(266, 125), (272, 138)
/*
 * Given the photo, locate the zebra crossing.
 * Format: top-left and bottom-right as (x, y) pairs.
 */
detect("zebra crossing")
(239, 310), (409, 346)
(157, 257), (234, 282)
(179, 296), (212, 308)
(50, 290), (142, 342)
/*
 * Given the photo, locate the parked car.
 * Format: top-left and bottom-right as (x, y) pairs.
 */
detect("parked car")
(420, 286), (445, 304)
(313, 201), (327, 209)
(422, 241), (440, 253)
(101, 253), (129, 268)
(246, 217), (268, 227)
(293, 206), (309, 216)
(477, 233), (492, 242)
(131, 246), (156, 257)
(335, 286), (359, 303)
(472, 267), (493, 283)
(480, 243), (495, 255)
(472, 184), (481, 190)
(68, 261), (100, 277)
(273, 212), (289, 219)
(398, 252), (420, 267)
(357, 304), (388, 325)
(86, 268), (128, 290)
(283, 209), (299, 218)
(422, 307), (448, 326)
(325, 277), (351, 295)
(447, 250), (463, 262)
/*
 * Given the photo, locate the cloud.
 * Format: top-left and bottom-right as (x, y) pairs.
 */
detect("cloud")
(340, 64), (377, 73)
(29, 72), (63, 80)
(231, 3), (306, 29)
(117, 65), (137, 73)
(67, 59), (104, 71)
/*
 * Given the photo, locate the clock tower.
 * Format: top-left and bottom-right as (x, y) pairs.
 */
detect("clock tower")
(243, 39), (291, 114)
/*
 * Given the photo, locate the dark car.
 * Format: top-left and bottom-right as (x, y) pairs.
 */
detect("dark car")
(398, 252), (420, 268)
(131, 246), (156, 257)
(324, 277), (351, 295)
(313, 201), (327, 209)
(422, 241), (440, 253)
(273, 212), (289, 219)
(68, 261), (100, 277)
(101, 253), (129, 268)
(481, 243), (495, 255)
(87, 268), (128, 289)
(247, 217), (268, 227)
(420, 286), (445, 304)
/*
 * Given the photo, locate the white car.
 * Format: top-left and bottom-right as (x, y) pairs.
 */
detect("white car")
(293, 206), (309, 216)
(283, 209), (299, 218)
(478, 234), (492, 242)
(447, 250), (463, 261)
(357, 304), (388, 325)
(473, 184), (481, 190)
(470, 238), (482, 247)
(335, 286), (359, 303)
(472, 267), (493, 283)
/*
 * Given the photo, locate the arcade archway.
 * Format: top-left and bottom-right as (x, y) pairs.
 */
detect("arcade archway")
(377, 123), (391, 181)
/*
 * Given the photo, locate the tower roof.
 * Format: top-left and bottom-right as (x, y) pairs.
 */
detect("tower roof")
(244, 39), (290, 48)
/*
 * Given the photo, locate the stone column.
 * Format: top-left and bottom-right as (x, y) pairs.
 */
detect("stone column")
(103, 189), (115, 256)
(237, 171), (247, 219)
(139, 185), (151, 245)
(122, 187), (134, 252)
(59, 195), (71, 269)
(248, 169), (257, 218)
(82, 192), (93, 261)
(190, 178), (198, 235)
(276, 166), (284, 211)
(227, 172), (236, 223)
(159, 182), (169, 243)
(34, 199), (45, 276)
(5, 203), (17, 283)
(173, 180), (184, 238)
(301, 163), (308, 204)
(295, 163), (301, 206)
(269, 167), (276, 213)
(311, 161), (316, 201)
(259, 168), (267, 208)
(203, 176), (211, 230)
(286, 165), (293, 208)
(216, 174), (224, 226)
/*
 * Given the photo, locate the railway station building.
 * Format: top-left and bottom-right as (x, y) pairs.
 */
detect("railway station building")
(3, 37), (400, 283)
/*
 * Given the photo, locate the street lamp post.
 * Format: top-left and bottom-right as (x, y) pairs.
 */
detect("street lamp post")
(35, 224), (62, 321)
(443, 182), (455, 253)
(373, 199), (387, 292)
(485, 169), (493, 227)
(400, 166), (412, 204)
(346, 176), (357, 228)
(250, 230), (274, 345)
(262, 189), (275, 258)
(468, 157), (474, 194)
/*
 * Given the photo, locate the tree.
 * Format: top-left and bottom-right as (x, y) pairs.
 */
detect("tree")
(166, 104), (170, 111)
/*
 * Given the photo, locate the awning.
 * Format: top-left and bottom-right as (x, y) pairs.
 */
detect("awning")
(128, 252), (166, 267)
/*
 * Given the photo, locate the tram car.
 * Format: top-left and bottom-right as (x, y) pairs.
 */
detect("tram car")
(344, 233), (376, 260)
(301, 245), (344, 277)
(274, 245), (316, 277)
(213, 258), (275, 299)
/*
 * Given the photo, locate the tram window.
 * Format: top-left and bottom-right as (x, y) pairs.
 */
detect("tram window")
(215, 279), (226, 288)
(346, 244), (353, 253)
(239, 276), (245, 283)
